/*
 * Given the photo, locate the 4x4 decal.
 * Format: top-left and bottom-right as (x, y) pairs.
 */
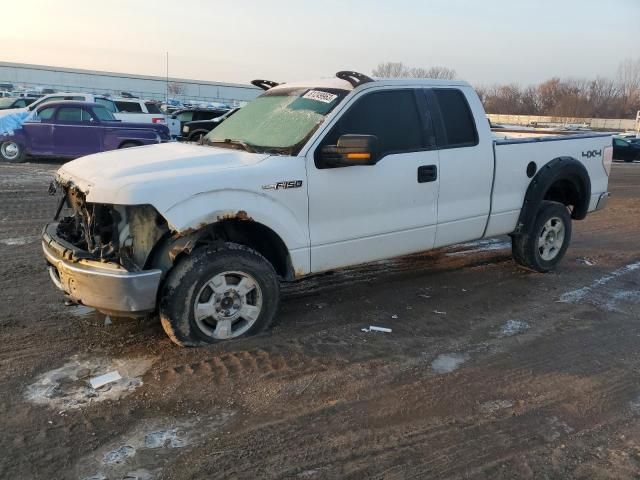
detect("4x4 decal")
(582, 150), (602, 158)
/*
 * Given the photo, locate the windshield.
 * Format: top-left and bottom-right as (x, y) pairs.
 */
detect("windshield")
(204, 87), (347, 155)
(0, 98), (15, 108)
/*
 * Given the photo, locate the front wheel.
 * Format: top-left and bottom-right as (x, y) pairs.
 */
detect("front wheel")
(512, 200), (572, 272)
(159, 243), (280, 346)
(0, 141), (25, 162)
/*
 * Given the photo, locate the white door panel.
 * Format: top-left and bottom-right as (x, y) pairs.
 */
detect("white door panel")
(308, 151), (439, 271)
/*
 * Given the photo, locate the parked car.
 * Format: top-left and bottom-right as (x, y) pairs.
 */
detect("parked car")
(0, 101), (170, 162)
(0, 97), (36, 110)
(0, 93), (167, 124)
(612, 137), (640, 162)
(167, 108), (229, 138)
(180, 107), (240, 142)
(44, 71), (612, 346)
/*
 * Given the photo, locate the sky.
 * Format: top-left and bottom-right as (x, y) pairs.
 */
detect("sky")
(2, 0), (638, 86)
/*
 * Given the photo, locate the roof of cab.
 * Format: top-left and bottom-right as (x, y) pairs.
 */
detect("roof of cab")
(268, 76), (471, 93)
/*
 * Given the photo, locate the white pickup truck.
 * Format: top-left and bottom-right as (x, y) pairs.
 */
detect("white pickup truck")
(0, 93), (167, 124)
(42, 71), (612, 346)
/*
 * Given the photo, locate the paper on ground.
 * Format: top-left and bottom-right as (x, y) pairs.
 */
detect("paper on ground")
(90, 371), (122, 389)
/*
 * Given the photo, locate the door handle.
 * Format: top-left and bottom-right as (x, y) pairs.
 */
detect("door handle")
(417, 165), (437, 183)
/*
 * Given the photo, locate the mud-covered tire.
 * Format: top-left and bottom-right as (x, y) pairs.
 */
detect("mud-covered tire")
(512, 200), (572, 273)
(0, 141), (25, 163)
(159, 243), (280, 347)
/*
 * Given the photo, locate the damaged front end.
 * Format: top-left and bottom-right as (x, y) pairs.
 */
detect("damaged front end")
(55, 184), (169, 271)
(42, 180), (170, 316)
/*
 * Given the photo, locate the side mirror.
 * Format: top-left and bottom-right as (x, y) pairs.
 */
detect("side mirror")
(320, 134), (379, 167)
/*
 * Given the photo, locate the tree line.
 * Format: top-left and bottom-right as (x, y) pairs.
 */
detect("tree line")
(372, 59), (640, 119)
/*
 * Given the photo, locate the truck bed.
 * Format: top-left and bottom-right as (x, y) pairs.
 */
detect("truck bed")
(484, 131), (612, 238)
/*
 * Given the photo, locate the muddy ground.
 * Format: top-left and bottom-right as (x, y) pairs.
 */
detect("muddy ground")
(0, 160), (639, 480)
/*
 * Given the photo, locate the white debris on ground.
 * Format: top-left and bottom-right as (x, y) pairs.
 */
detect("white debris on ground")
(498, 319), (530, 337)
(25, 356), (156, 411)
(479, 399), (514, 414)
(78, 413), (234, 480)
(0, 235), (39, 246)
(445, 238), (511, 257)
(576, 257), (596, 266)
(361, 326), (392, 333)
(431, 353), (470, 374)
(67, 305), (95, 317)
(89, 371), (122, 389)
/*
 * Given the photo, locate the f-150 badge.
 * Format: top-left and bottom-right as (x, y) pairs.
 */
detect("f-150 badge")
(262, 180), (303, 190)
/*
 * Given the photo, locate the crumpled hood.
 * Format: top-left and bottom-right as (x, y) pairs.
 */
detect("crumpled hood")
(56, 142), (270, 206)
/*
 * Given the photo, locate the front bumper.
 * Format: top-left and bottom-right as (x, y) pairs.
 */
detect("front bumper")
(42, 223), (162, 315)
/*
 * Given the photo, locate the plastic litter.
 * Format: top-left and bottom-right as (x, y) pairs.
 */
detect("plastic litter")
(361, 326), (392, 333)
(0, 111), (32, 135)
(90, 371), (122, 389)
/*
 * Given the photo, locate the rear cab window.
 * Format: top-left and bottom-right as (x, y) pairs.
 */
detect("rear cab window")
(428, 88), (478, 148)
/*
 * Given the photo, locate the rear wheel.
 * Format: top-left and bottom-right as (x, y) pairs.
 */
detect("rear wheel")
(0, 141), (25, 162)
(512, 200), (572, 272)
(159, 243), (280, 346)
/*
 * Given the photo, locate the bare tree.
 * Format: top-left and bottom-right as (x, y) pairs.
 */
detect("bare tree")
(371, 62), (407, 78)
(167, 81), (185, 96)
(372, 62), (456, 79)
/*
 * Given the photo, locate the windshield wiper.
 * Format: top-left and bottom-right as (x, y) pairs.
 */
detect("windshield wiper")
(207, 138), (257, 153)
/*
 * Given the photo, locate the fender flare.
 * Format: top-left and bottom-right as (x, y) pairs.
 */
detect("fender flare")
(514, 156), (591, 235)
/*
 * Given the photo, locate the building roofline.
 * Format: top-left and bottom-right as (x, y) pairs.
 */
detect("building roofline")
(0, 61), (261, 92)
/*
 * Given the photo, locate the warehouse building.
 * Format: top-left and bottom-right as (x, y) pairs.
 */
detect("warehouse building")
(0, 61), (261, 106)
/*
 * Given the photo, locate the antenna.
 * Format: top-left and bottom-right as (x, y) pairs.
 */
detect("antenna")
(165, 52), (169, 106)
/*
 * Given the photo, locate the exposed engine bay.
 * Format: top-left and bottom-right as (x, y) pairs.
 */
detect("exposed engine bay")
(54, 182), (169, 271)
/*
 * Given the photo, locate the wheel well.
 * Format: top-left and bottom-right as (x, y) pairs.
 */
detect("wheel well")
(514, 156), (591, 235)
(152, 219), (294, 280)
(543, 178), (583, 215)
(209, 220), (292, 278)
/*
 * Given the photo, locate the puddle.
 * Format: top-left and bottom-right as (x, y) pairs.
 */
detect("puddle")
(25, 355), (156, 411)
(431, 353), (469, 374)
(0, 235), (39, 246)
(78, 413), (234, 480)
(479, 399), (514, 414)
(498, 320), (530, 337)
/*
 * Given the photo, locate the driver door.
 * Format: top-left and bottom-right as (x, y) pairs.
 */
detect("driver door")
(305, 88), (440, 272)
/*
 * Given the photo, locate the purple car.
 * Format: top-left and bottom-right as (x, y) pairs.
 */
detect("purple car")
(0, 101), (170, 162)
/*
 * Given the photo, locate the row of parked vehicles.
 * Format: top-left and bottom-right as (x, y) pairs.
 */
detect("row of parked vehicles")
(0, 91), (241, 162)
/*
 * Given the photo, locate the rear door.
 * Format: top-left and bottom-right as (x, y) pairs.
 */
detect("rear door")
(53, 107), (102, 156)
(306, 88), (440, 272)
(425, 87), (494, 247)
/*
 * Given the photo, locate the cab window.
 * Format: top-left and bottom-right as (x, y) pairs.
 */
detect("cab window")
(318, 89), (425, 163)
